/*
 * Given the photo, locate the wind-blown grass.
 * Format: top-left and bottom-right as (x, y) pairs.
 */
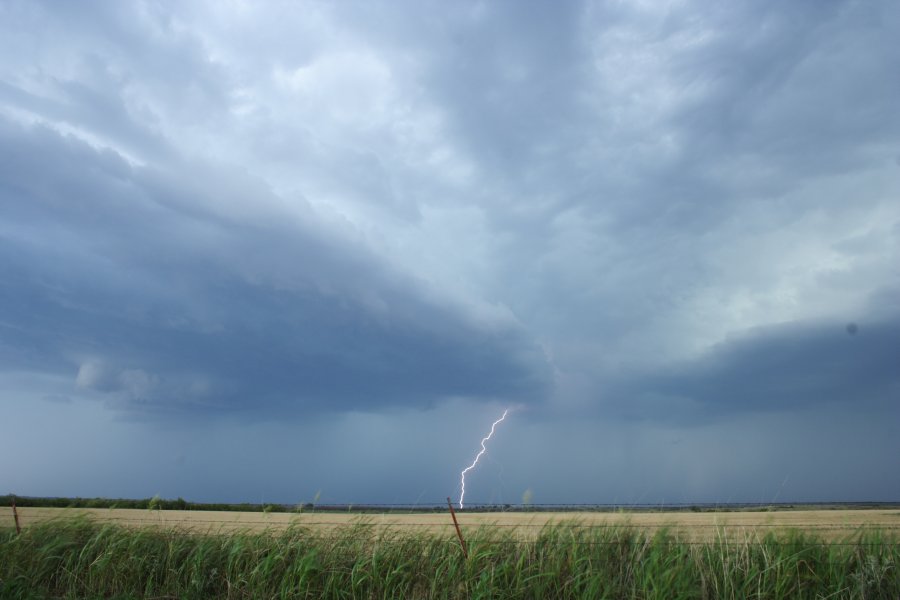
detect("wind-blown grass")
(1, 518), (897, 599)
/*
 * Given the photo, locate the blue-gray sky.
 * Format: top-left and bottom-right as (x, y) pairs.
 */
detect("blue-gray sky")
(1, 0), (898, 505)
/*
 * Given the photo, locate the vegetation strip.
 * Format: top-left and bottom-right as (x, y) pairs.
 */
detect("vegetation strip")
(6, 495), (898, 513)
(1, 519), (897, 599)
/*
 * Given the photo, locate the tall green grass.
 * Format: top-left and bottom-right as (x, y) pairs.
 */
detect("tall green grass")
(1, 518), (897, 599)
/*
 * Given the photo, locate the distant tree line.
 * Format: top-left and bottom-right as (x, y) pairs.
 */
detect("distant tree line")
(2, 495), (506, 513)
(2, 495), (280, 512)
(5, 495), (895, 513)
(2, 495), (454, 513)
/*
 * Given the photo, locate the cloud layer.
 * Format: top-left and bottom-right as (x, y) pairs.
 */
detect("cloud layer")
(1, 0), (898, 502)
(0, 115), (550, 415)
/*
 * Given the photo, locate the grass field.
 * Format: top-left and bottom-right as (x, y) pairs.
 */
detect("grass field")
(2, 507), (898, 598)
(5, 506), (900, 541)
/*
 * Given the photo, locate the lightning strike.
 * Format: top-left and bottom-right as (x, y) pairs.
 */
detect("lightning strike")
(458, 408), (509, 509)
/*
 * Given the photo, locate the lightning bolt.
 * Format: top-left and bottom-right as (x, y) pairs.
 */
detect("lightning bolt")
(458, 408), (509, 509)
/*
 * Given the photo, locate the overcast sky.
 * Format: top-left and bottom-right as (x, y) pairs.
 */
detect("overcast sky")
(1, 0), (898, 506)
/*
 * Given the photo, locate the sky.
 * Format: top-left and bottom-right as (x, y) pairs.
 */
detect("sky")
(1, 0), (898, 506)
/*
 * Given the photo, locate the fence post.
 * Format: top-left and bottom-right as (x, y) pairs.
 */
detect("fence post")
(447, 497), (468, 559)
(11, 495), (21, 535)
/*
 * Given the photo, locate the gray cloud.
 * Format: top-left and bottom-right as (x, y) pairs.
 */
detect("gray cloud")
(610, 315), (900, 422)
(1, 0), (898, 502)
(0, 115), (551, 416)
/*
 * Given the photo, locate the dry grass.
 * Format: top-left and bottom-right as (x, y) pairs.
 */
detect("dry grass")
(5, 506), (898, 541)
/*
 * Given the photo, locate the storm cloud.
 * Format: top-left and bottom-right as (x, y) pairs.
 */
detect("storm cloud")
(1, 0), (898, 503)
(610, 316), (900, 422)
(0, 116), (550, 416)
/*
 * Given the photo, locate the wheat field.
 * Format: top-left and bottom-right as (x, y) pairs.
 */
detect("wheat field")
(4, 507), (899, 598)
(5, 506), (899, 541)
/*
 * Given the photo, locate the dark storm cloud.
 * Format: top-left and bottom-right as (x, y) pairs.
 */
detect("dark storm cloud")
(1, 0), (897, 422)
(614, 316), (900, 421)
(0, 116), (551, 415)
(316, 0), (900, 366)
(2, 0), (900, 503)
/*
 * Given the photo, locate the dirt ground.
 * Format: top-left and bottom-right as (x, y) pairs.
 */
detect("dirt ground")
(5, 507), (899, 541)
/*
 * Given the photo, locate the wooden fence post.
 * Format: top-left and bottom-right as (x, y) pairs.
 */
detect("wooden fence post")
(447, 497), (468, 559)
(11, 495), (21, 535)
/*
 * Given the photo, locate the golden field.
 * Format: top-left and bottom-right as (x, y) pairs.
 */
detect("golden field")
(5, 506), (899, 541)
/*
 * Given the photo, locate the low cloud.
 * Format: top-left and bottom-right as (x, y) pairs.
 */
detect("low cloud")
(0, 116), (552, 417)
(616, 315), (900, 421)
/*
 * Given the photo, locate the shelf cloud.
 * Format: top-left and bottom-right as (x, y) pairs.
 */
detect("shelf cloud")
(1, 0), (898, 503)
